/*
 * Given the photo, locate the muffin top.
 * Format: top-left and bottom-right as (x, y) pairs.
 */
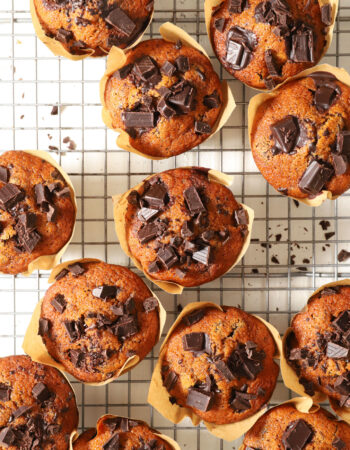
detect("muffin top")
(287, 285), (350, 406)
(124, 168), (249, 288)
(161, 306), (279, 425)
(73, 416), (173, 450)
(39, 261), (160, 383)
(0, 151), (75, 274)
(0, 355), (78, 449)
(251, 72), (350, 199)
(104, 39), (223, 157)
(243, 403), (350, 449)
(210, 0), (331, 89)
(34, 0), (153, 56)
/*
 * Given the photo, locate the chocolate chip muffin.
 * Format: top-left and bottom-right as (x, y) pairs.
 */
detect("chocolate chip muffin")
(73, 416), (174, 449)
(209, 0), (334, 90)
(161, 306), (279, 425)
(39, 260), (160, 383)
(0, 355), (78, 449)
(33, 0), (153, 56)
(122, 168), (250, 288)
(250, 71), (350, 200)
(0, 151), (75, 275)
(286, 285), (350, 407)
(242, 402), (350, 449)
(103, 39), (223, 157)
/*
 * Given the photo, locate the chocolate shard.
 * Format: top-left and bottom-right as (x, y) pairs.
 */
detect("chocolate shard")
(270, 115), (300, 154)
(336, 130), (350, 156)
(115, 315), (138, 339)
(92, 285), (118, 300)
(138, 207), (159, 222)
(148, 260), (161, 273)
(334, 374), (350, 395)
(46, 203), (57, 222)
(264, 77), (276, 90)
(289, 25), (314, 63)
(184, 186), (206, 215)
(164, 371), (178, 391)
(51, 293), (66, 313)
(183, 332), (206, 352)
(332, 311), (350, 333)
(143, 183), (168, 209)
(68, 262), (85, 276)
(32, 382), (51, 403)
(55, 268), (68, 281)
(186, 387), (214, 412)
(12, 405), (31, 419)
(182, 309), (205, 326)
(327, 342), (349, 359)
(265, 50), (280, 78)
(175, 55), (190, 73)
(143, 297), (158, 313)
(56, 28), (73, 43)
(333, 437), (346, 449)
(321, 4), (332, 26)
(0, 383), (11, 402)
(282, 419), (314, 450)
(113, 63), (133, 80)
(0, 183), (24, 210)
(314, 84), (339, 112)
(38, 318), (50, 336)
(229, 0), (247, 13)
(215, 360), (235, 381)
(20, 230), (41, 254)
(338, 250), (350, 263)
(69, 349), (84, 368)
(234, 208), (248, 226)
(181, 221), (193, 238)
(333, 153), (348, 176)
(192, 246), (211, 265)
(226, 26), (257, 70)
(102, 432), (120, 450)
(298, 160), (334, 196)
(18, 212), (37, 233)
(157, 246), (178, 269)
(105, 7), (136, 37)
(168, 83), (196, 113)
(214, 18), (225, 32)
(138, 222), (159, 244)
(161, 61), (177, 77)
(122, 111), (156, 128)
(133, 55), (160, 83)
(0, 427), (16, 447)
(230, 389), (255, 412)
(63, 320), (81, 341)
(203, 91), (221, 109)
(157, 97), (176, 119)
(0, 166), (9, 183)
(194, 121), (212, 135)
(55, 186), (71, 198)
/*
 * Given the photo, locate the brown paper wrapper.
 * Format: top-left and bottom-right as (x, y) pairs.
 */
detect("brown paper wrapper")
(112, 168), (254, 294)
(248, 64), (350, 206)
(30, 0), (153, 60)
(3, 150), (77, 276)
(100, 22), (236, 160)
(205, 0), (338, 92)
(148, 302), (282, 441)
(22, 258), (167, 386)
(280, 279), (350, 421)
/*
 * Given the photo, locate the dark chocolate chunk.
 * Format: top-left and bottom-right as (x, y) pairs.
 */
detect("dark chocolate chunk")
(46, 203), (57, 222)
(105, 7), (136, 37)
(321, 4), (332, 26)
(175, 55), (190, 73)
(63, 320), (81, 341)
(0, 183), (24, 210)
(298, 160), (334, 195)
(55, 268), (68, 281)
(68, 262), (85, 276)
(157, 98), (176, 119)
(115, 315), (138, 338)
(148, 260), (160, 273)
(336, 130), (350, 156)
(122, 111), (156, 128)
(55, 186), (71, 198)
(338, 250), (350, 263)
(164, 371), (178, 391)
(0, 166), (9, 183)
(69, 349), (84, 368)
(270, 115), (300, 154)
(326, 342), (349, 359)
(0, 427), (16, 447)
(314, 84), (339, 112)
(186, 388), (214, 412)
(183, 186), (206, 215)
(143, 297), (158, 313)
(333, 437), (346, 449)
(215, 360), (235, 381)
(17, 212), (37, 233)
(12, 405), (31, 419)
(234, 208), (248, 225)
(51, 293), (66, 313)
(0, 383), (11, 402)
(334, 374), (350, 395)
(143, 183), (168, 209)
(113, 64), (133, 80)
(281, 419), (314, 450)
(32, 382), (51, 403)
(183, 309), (205, 326)
(56, 28), (73, 43)
(194, 121), (212, 135)
(20, 230), (41, 254)
(265, 50), (280, 77)
(124, 296), (135, 314)
(214, 18), (225, 32)
(102, 432), (120, 450)
(226, 26), (257, 70)
(133, 56), (160, 83)
(92, 285), (118, 300)
(192, 246), (211, 265)
(158, 86), (171, 98)
(175, 39), (182, 49)
(181, 221), (193, 238)
(51, 105), (58, 116)
(138, 222), (159, 244)
(229, 0), (247, 13)
(161, 61), (176, 77)
(157, 246), (178, 270)
(230, 389), (255, 412)
(264, 77), (276, 90)
(38, 318), (50, 336)
(168, 83), (196, 113)
(333, 153), (348, 176)
(332, 310), (350, 333)
(138, 207), (159, 222)
(290, 25), (314, 63)
(183, 332), (205, 352)
(203, 91), (221, 109)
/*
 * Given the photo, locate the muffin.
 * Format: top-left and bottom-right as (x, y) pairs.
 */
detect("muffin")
(209, 0), (334, 90)
(243, 402), (350, 449)
(160, 306), (279, 425)
(0, 355), (78, 449)
(0, 151), (75, 275)
(103, 39), (223, 157)
(121, 168), (251, 288)
(38, 260), (161, 383)
(33, 0), (153, 56)
(250, 71), (350, 200)
(286, 284), (350, 407)
(73, 416), (174, 449)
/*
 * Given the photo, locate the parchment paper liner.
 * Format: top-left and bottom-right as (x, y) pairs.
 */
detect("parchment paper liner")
(248, 64), (350, 207)
(69, 414), (180, 450)
(2, 150), (77, 276)
(280, 279), (350, 422)
(100, 22), (236, 160)
(204, 0), (338, 92)
(22, 257), (167, 386)
(30, 0), (153, 60)
(112, 168), (254, 294)
(148, 302), (282, 441)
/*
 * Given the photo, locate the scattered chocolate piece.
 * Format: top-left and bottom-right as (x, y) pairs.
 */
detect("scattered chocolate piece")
(38, 318), (50, 336)
(138, 222), (159, 244)
(161, 60), (176, 77)
(67, 262), (85, 276)
(0, 183), (24, 210)
(265, 50), (280, 77)
(192, 246), (211, 265)
(32, 382), (51, 403)
(325, 231), (335, 240)
(194, 121), (212, 135)
(92, 285), (118, 300)
(264, 77), (276, 90)
(338, 249), (350, 263)
(214, 18), (225, 32)
(333, 153), (348, 176)
(332, 310), (350, 333)
(55, 186), (71, 198)
(158, 246), (178, 269)
(113, 63), (133, 80)
(34, 184), (50, 207)
(0, 383), (11, 402)
(56, 28), (73, 43)
(298, 160), (333, 196)
(143, 297), (158, 313)
(122, 111), (156, 128)
(184, 186), (206, 215)
(46, 203), (57, 222)
(226, 26), (257, 70)
(234, 208), (248, 225)
(51, 293), (66, 313)
(321, 4), (332, 26)
(105, 7), (136, 37)
(326, 342), (349, 359)
(51, 105), (58, 115)
(0, 166), (9, 183)
(183, 309), (205, 326)
(186, 387), (214, 412)
(164, 371), (178, 391)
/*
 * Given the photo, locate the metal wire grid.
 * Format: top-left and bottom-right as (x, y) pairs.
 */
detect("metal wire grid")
(0, 0), (350, 448)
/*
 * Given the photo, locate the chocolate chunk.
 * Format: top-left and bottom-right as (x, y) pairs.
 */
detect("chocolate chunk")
(20, 230), (41, 254)
(113, 64), (133, 80)
(157, 86), (171, 98)
(298, 160), (334, 195)
(102, 432), (120, 450)
(64, 320), (81, 341)
(332, 311), (350, 333)
(12, 405), (31, 419)
(265, 50), (280, 77)
(184, 186), (206, 215)
(214, 18), (225, 32)
(92, 285), (118, 300)
(192, 246), (211, 265)
(186, 388), (214, 412)
(0, 183), (24, 210)
(32, 382), (51, 403)
(0, 384), (11, 402)
(111, 303), (124, 316)
(333, 153), (348, 176)
(122, 111), (156, 128)
(46, 203), (57, 222)
(17, 212), (37, 233)
(175, 39), (182, 49)
(264, 77), (276, 90)
(321, 4), (332, 26)
(124, 296), (135, 314)
(115, 315), (138, 339)
(226, 26), (257, 70)
(282, 419), (314, 450)
(138, 222), (159, 244)
(183, 332), (206, 352)
(148, 260), (160, 273)
(138, 207), (159, 222)
(201, 230), (215, 243)
(161, 61), (176, 77)
(181, 221), (193, 238)
(0, 427), (16, 446)
(314, 84), (339, 112)
(336, 130), (350, 156)
(333, 437), (346, 449)
(168, 83), (196, 113)
(51, 105), (58, 115)
(105, 7), (136, 37)
(55, 268), (68, 281)
(143, 297), (158, 313)
(38, 318), (50, 336)
(327, 342), (349, 359)
(203, 91), (221, 109)
(183, 309), (205, 326)
(56, 28), (73, 43)
(175, 56), (189, 73)
(0, 166), (9, 183)
(164, 371), (178, 391)
(34, 184), (50, 207)
(229, 0), (247, 13)
(143, 183), (168, 209)
(194, 121), (212, 135)
(157, 97), (176, 119)
(230, 390), (255, 412)
(215, 360), (235, 381)
(157, 246), (178, 269)
(55, 186), (71, 198)
(290, 26), (314, 63)
(69, 349), (84, 368)
(133, 56), (159, 82)
(234, 208), (248, 225)
(334, 374), (350, 395)
(51, 294), (66, 313)
(67, 262), (85, 277)
(338, 250), (350, 263)
(271, 115), (300, 154)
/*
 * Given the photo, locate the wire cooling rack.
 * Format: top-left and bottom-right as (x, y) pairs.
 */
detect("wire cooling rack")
(1, 0), (350, 448)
